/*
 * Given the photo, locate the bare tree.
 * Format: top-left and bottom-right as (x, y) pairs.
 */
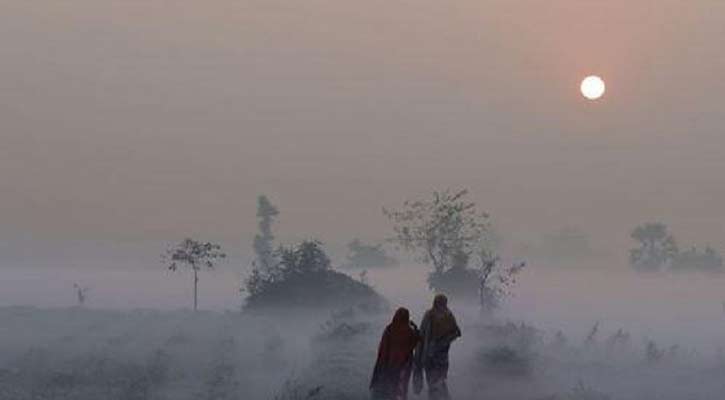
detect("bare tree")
(163, 238), (226, 311)
(475, 248), (526, 312)
(73, 283), (90, 307)
(584, 322), (600, 346)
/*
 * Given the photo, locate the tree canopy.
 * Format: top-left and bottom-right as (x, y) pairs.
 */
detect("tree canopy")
(253, 195), (280, 272)
(384, 189), (489, 274)
(385, 188), (523, 309)
(163, 238), (226, 310)
(629, 223), (678, 272)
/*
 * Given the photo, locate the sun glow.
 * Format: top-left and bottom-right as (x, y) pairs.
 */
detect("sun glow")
(580, 75), (605, 100)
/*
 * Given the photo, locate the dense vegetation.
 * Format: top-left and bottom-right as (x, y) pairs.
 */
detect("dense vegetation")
(385, 189), (524, 310)
(244, 240), (386, 311)
(244, 196), (386, 312)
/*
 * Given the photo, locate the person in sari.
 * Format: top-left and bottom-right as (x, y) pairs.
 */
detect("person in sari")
(413, 294), (461, 400)
(370, 307), (420, 400)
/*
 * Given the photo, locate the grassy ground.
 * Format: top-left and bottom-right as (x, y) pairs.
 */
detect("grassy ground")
(2, 306), (725, 400)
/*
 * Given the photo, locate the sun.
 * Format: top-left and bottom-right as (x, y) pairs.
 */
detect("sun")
(580, 75), (605, 100)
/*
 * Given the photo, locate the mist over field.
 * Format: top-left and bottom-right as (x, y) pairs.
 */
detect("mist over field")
(3, 0), (725, 399)
(3, 250), (725, 399)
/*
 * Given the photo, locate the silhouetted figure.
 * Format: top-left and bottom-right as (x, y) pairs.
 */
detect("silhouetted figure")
(73, 283), (89, 307)
(413, 294), (461, 400)
(370, 307), (420, 400)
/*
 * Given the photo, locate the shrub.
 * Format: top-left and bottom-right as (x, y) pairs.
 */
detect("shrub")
(475, 322), (542, 377)
(244, 241), (387, 312)
(342, 239), (398, 270)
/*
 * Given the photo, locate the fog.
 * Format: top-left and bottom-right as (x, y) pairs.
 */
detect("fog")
(2, 1), (725, 247)
(3, 0), (725, 399)
(3, 258), (725, 399)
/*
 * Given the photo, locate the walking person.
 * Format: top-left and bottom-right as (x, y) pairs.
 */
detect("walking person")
(370, 307), (420, 400)
(413, 294), (461, 400)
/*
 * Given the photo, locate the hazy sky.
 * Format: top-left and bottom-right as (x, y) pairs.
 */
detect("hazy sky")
(2, 1), (724, 253)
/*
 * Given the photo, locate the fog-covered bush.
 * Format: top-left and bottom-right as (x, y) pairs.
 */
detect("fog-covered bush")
(342, 239), (398, 270)
(427, 265), (480, 300)
(245, 241), (387, 312)
(472, 322), (542, 378)
(670, 245), (723, 273)
(629, 222), (678, 272)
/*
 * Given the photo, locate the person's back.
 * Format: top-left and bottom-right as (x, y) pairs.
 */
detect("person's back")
(413, 294), (461, 400)
(370, 307), (420, 400)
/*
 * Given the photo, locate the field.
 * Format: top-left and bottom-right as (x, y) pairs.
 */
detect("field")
(2, 302), (725, 400)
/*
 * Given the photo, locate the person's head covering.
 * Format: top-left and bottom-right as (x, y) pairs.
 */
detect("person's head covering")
(429, 294), (458, 340)
(371, 307), (418, 378)
(392, 307), (410, 326)
(433, 294), (448, 310)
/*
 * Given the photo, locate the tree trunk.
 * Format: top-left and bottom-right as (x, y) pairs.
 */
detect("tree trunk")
(193, 268), (198, 311)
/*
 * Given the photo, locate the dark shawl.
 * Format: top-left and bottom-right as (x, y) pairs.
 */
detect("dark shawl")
(413, 298), (461, 394)
(370, 308), (420, 398)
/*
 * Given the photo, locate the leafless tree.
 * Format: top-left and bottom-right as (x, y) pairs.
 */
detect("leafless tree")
(73, 283), (90, 306)
(476, 248), (526, 312)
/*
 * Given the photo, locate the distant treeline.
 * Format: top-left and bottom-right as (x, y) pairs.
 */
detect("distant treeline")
(629, 222), (722, 273)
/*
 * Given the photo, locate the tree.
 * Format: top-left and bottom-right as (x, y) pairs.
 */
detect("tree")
(475, 248), (526, 312)
(246, 240), (330, 297)
(253, 195), (279, 272)
(244, 240), (386, 311)
(343, 239), (398, 269)
(384, 189), (489, 276)
(278, 240), (331, 275)
(163, 238), (226, 311)
(385, 189), (523, 309)
(73, 283), (90, 307)
(629, 223), (678, 272)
